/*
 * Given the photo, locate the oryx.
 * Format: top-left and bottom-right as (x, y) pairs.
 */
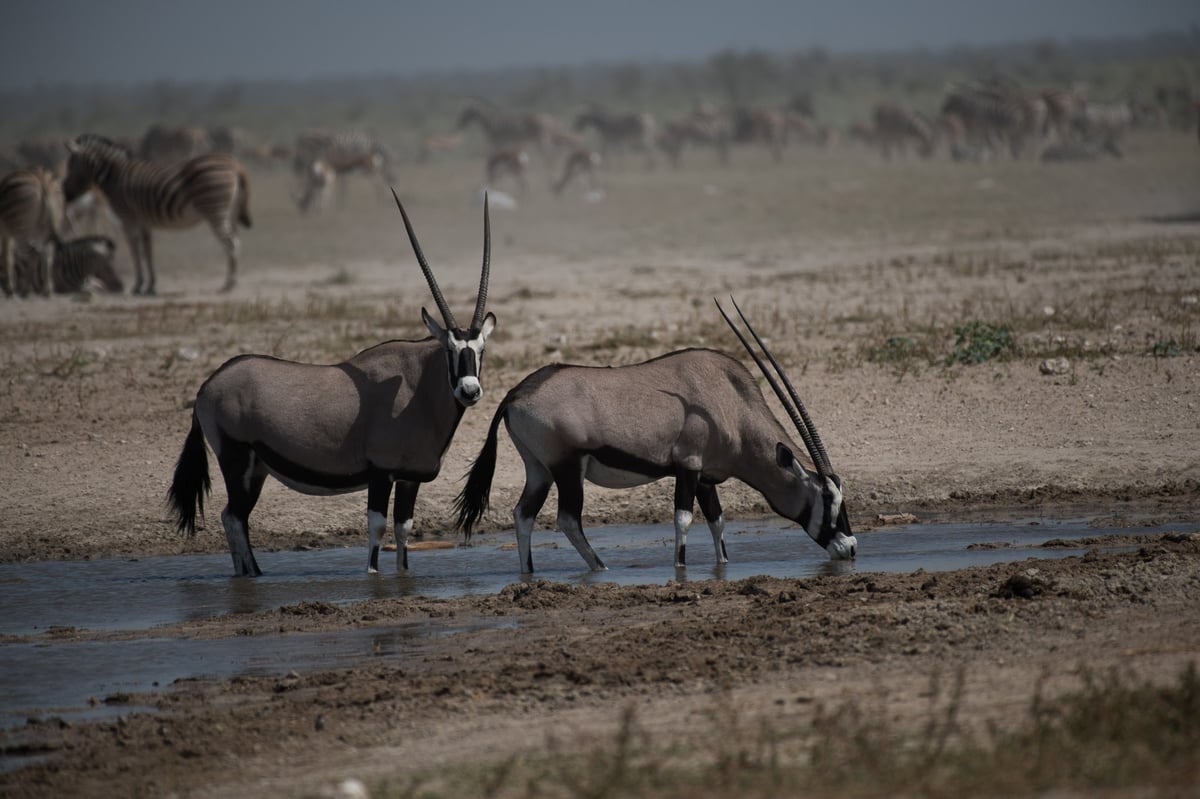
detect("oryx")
(454, 298), (856, 573)
(168, 191), (497, 577)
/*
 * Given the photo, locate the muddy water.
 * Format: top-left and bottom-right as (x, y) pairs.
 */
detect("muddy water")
(1, 516), (1195, 732)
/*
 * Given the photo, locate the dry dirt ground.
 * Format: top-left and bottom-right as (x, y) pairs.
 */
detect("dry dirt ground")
(1, 131), (1198, 796)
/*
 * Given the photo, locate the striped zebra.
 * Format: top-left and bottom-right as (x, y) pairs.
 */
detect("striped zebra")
(573, 107), (657, 167)
(871, 102), (937, 160)
(293, 129), (396, 192)
(940, 80), (1044, 159)
(295, 150), (389, 213)
(62, 134), (252, 295)
(731, 106), (789, 161)
(657, 109), (733, 168)
(1, 235), (121, 297)
(1, 167), (63, 298)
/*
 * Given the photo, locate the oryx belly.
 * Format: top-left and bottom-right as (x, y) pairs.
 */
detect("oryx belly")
(583, 455), (659, 489)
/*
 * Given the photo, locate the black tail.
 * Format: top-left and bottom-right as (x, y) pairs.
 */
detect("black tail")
(453, 402), (507, 540)
(236, 168), (252, 228)
(167, 413), (211, 535)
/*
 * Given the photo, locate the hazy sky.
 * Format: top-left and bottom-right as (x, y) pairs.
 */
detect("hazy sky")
(2, 0), (1196, 90)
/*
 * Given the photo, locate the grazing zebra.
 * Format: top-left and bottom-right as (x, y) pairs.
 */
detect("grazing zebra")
(551, 147), (602, 196)
(871, 102), (937, 159)
(139, 124), (212, 166)
(295, 150), (388, 213)
(657, 112), (733, 168)
(572, 107), (657, 166)
(293, 129), (396, 190)
(731, 106), (790, 161)
(484, 148), (530, 194)
(457, 102), (565, 162)
(1, 235), (122, 296)
(940, 80), (1045, 159)
(0, 167), (63, 298)
(62, 134), (252, 295)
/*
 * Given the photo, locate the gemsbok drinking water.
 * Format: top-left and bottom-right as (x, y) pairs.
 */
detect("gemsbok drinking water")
(168, 191), (497, 577)
(454, 298), (857, 573)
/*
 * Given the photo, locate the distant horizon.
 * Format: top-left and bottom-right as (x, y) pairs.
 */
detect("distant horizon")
(2, 0), (1197, 91)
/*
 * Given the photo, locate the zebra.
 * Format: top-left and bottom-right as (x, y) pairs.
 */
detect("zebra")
(1040, 136), (1123, 162)
(138, 124), (212, 166)
(871, 102), (937, 160)
(551, 147), (602, 196)
(0, 167), (63, 298)
(572, 107), (657, 167)
(295, 150), (389, 214)
(1071, 100), (1135, 143)
(484, 148), (530, 194)
(731, 106), (789, 161)
(293, 129), (397, 196)
(656, 112), (732, 168)
(456, 102), (565, 163)
(0, 235), (122, 297)
(62, 134), (252, 295)
(940, 80), (1044, 159)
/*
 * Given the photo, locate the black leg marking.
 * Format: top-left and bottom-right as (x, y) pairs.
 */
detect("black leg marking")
(394, 480), (420, 570)
(367, 475), (393, 573)
(674, 470), (700, 514)
(697, 482), (722, 522)
(678, 543), (686, 566)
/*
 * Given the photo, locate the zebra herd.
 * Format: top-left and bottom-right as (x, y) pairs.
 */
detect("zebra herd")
(0, 81), (1190, 297)
(859, 80), (1169, 163)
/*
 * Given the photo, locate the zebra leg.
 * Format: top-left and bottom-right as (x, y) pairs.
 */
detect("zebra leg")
(673, 470), (700, 568)
(392, 480), (420, 571)
(213, 223), (238, 293)
(697, 483), (728, 564)
(36, 240), (53, 298)
(216, 440), (266, 577)
(2, 239), (13, 298)
(554, 461), (605, 572)
(513, 459), (553, 575)
(142, 229), (156, 296)
(366, 475), (393, 574)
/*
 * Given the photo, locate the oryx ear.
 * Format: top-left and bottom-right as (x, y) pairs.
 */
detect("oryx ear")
(422, 307), (448, 343)
(478, 311), (497, 341)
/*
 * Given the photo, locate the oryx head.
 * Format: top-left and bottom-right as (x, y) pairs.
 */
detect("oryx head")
(393, 189), (497, 407)
(716, 297), (857, 561)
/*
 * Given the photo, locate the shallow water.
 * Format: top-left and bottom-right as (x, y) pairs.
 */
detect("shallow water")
(0, 516), (1195, 734)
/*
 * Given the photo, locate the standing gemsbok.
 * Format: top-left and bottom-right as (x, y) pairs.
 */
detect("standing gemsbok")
(168, 191), (497, 577)
(454, 298), (856, 573)
(62, 134), (251, 295)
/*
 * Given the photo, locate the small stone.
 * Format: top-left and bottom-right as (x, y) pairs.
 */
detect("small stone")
(1039, 357), (1070, 376)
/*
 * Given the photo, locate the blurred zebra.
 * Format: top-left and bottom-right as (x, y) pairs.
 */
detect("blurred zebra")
(457, 102), (565, 162)
(139, 124), (212, 166)
(657, 109), (732, 168)
(573, 107), (657, 166)
(731, 107), (788, 161)
(484, 148), (530, 194)
(0, 167), (63, 298)
(1040, 136), (1122, 162)
(871, 102), (936, 159)
(1071, 100), (1134, 143)
(940, 81), (1044, 158)
(62, 134), (252, 295)
(294, 150), (388, 213)
(1, 235), (122, 297)
(293, 129), (396, 188)
(551, 147), (602, 196)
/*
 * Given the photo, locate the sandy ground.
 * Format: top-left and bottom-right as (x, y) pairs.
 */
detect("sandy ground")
(1, 131), (1198, 796)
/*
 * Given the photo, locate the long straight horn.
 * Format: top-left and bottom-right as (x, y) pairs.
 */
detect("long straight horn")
(391, 188), (457, 329)
(471, 194), (490, 330)
(715, 298), (830, 479)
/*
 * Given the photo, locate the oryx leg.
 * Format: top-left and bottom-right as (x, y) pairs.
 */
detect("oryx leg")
(697, 482), (727, 563)
(554, 461), (605, 572)
(392, 480), (420, 571)
(216, 439), (267, 577)
(513, 454), (553, 575)
(673, 470), (700, 568)
(366, 476), (393, 574)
